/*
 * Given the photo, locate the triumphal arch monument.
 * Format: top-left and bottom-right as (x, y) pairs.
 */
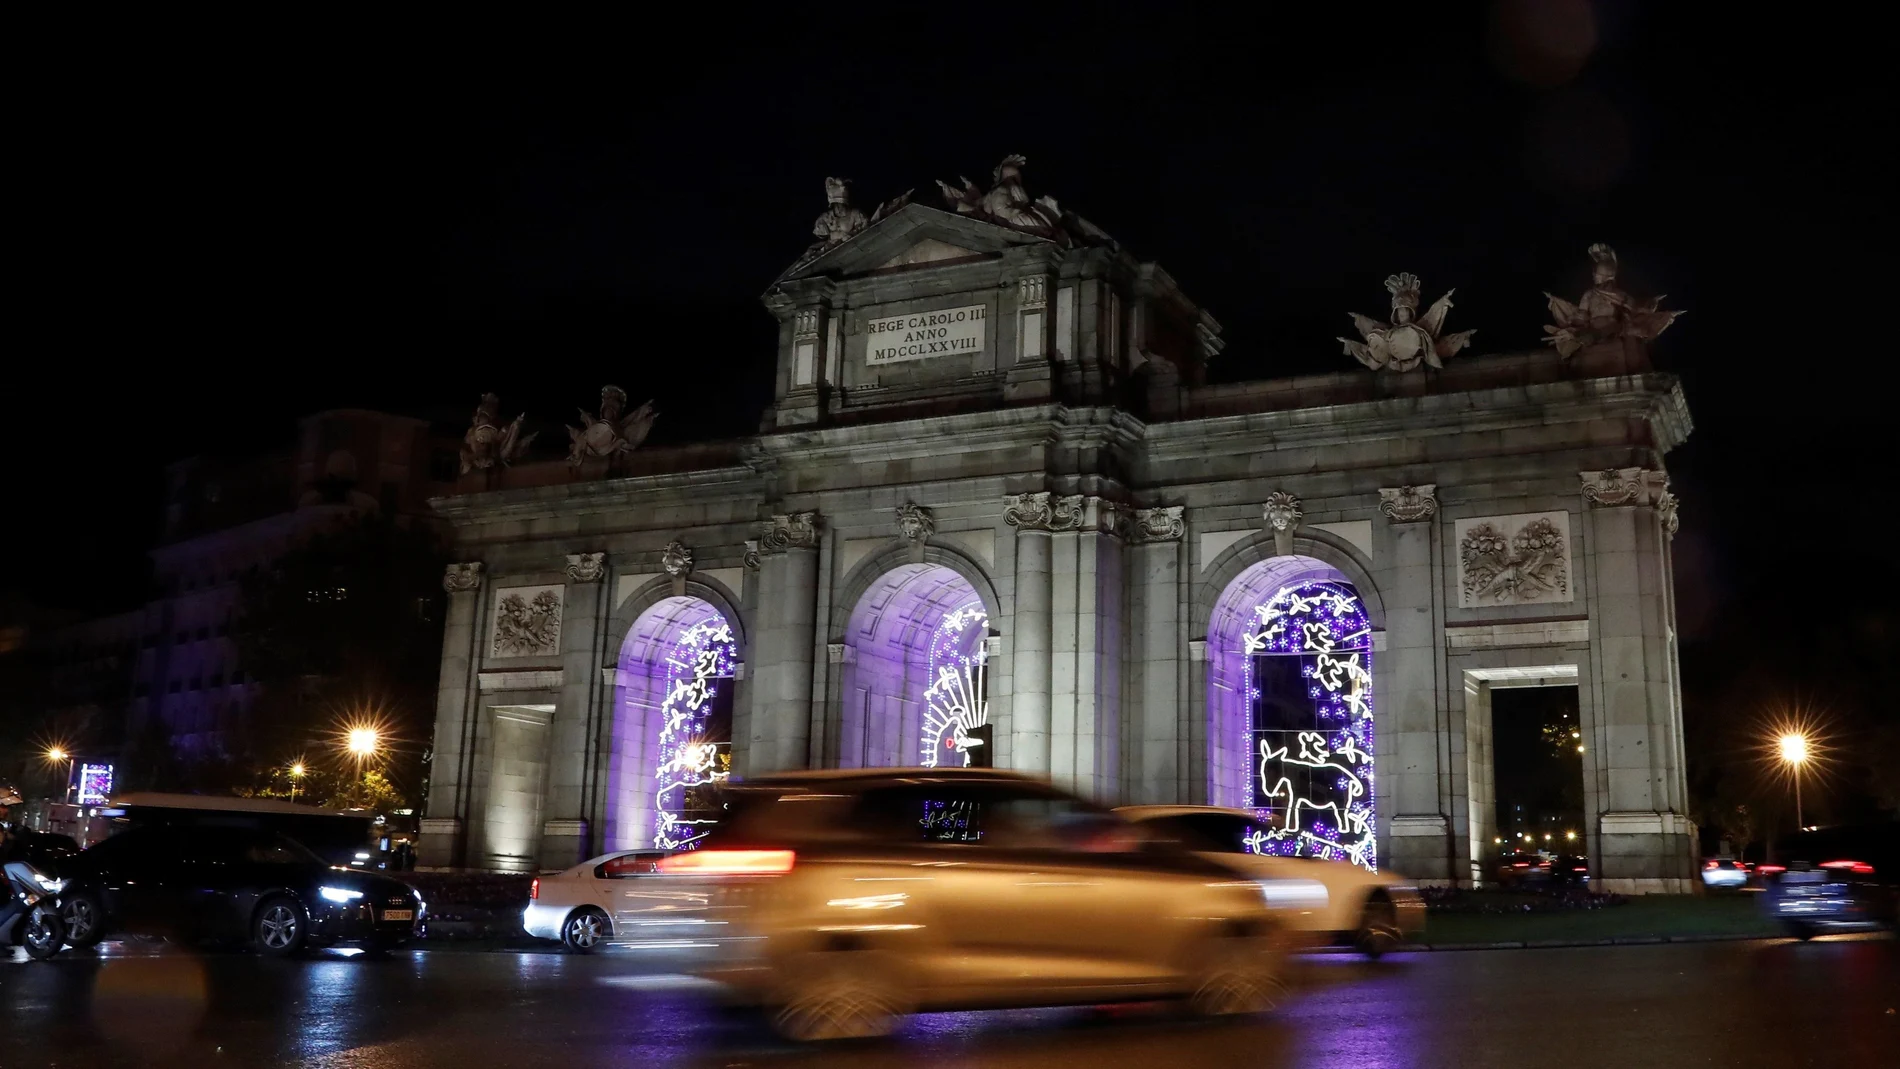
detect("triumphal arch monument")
(421, 159), (1694, 892)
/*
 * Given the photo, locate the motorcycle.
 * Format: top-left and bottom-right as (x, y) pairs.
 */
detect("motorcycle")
(1, 858), (67, 960)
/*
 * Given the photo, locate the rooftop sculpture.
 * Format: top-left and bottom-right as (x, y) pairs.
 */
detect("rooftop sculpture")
(1544, 243), (1682, 358)
(1339, 273), (1475, 372)
(937, 154), (1063, 239)
(566, 385), (657, 470)
(459, 393), (536, 475)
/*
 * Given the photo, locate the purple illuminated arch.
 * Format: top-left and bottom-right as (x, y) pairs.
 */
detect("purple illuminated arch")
(607, 596), (737, 851)
(838, 563), (987, 768)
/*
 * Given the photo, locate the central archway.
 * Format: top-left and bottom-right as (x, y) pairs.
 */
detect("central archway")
(838, 563), (990, 768)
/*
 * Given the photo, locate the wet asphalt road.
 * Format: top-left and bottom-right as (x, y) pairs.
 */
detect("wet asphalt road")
(2, 936), (1895, 1069)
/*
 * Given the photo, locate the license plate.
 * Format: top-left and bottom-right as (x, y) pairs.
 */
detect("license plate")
(381, 909), (414, 922)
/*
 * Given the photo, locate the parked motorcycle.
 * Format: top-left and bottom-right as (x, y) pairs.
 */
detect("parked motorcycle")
(1, 858), (67, 960)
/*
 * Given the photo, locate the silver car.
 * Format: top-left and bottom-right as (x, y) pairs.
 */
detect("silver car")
(677, 769), (1291, 1041)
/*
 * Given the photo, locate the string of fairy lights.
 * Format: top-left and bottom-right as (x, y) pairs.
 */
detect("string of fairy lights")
(650, 615), (737, 851)
(920, 603), (989, 768)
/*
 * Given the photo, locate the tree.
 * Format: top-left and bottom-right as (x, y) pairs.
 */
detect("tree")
(234, 515), (447, 810)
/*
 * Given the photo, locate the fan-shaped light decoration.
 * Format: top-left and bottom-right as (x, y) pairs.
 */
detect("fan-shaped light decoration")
(652, 616), (737, 850)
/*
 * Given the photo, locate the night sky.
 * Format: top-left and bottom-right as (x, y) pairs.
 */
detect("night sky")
(10, 6), (1890, 806)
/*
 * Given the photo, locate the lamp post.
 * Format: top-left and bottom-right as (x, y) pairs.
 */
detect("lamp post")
(1778, 732), (1809, 830)
(346, 727), (380, 761)
(44, 746), (74, 803)
(288, 761), (306, 802)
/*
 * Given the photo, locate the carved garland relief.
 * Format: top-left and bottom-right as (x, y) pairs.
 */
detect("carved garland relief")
(491, 584), (565, 658)
(1454, 512), (1573, 608)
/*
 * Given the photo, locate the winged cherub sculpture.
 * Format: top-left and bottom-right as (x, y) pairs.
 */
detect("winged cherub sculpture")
(1544, 243), (1682, 358)
(459, 393), (536, 475)
(1339, 273), (1475, 372)
(566, 385), (657, 469)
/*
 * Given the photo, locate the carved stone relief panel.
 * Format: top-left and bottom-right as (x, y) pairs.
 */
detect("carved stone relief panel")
(1454, 511), (1574, 608)
(490, 584), (565, 659)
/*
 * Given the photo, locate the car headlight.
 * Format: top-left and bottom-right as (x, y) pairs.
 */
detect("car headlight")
(319, 886), (365, 904)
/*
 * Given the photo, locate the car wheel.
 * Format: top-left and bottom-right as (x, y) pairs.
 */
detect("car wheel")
(561, 908), (610, 953)
(771, 950), (907, 1042)
(60, 891), (105, 948)
(1355, 894), (1402, 960)
(1187, 927), (1286, 1017)
(252, 896), (309, 957)
(22, 904), (66, 960)
(1782, 920), (1816, 941)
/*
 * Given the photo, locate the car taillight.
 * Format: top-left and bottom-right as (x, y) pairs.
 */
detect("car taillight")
(1820, 860), (1875, 874)
(529, 878), (539, 900)
(657, 849), (796, 876)
(1513, 862), (1530, 868)
(1704, 861), (1718, 870)
(1757, 864), (1785, 875)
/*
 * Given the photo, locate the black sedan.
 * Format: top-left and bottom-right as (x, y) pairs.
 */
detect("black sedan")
(53, 826), (424, 955)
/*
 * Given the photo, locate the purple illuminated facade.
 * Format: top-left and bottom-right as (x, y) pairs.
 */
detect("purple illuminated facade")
(838, 564), (987, 769)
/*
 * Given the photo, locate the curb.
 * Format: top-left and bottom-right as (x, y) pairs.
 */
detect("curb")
(1378, 932), (1779, 953)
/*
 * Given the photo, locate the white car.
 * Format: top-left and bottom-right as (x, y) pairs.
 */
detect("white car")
(1117, 805), (1426, 957)
(522, 850), (716, 952)
(1700, 858), (1749, 889)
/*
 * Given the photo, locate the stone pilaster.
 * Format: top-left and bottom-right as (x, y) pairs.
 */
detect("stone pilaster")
(1049, 497), (1124, 799)
(1374, 486), (1450, 880)
(750, 512), (821, 773)
(543, 553), (605, 869)
(1577, 468), (1694, 893)
(422, 562), (483, 867)
(1003, 273), (1055, 403)
(1004, 493), (1077, 774)
(1126, 506), (1185, 804)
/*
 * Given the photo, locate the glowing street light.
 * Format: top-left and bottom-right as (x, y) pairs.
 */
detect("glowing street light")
(288, 760), (306, 801)
(1778, 732), (1810, 828)
(45, 746), (68, 763)
(347, 727), (380, 758)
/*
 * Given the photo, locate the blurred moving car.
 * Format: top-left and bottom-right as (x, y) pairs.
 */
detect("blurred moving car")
(1495, 850), (1553, 887)
(1700, 857), (1749, 890)
(1116, 805), (1424, 957)
(53, 826), (425, 954)
(524, 849), (721, 951)
(685, 769), (1289, 1041)
(1760, 823), (1898, 939)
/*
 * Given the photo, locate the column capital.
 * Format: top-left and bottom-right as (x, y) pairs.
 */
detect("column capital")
(1378, 484), (1438, 524)
(760, 511), (822, 552)
(563, 552), (605, 583)
(443, 562), (483, 593)
(1003, 492), (1084, 532)
(1580, 467), (1669, 508)
(1129, 505), (1186, 544)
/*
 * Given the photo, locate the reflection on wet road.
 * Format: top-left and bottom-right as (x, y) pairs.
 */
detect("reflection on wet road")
(2, 937), (1894, 1068)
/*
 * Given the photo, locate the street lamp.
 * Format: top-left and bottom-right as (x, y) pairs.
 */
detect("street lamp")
(44, 746), (75, 803)
(347, 727), (380, 759)
(1778, 732), (1809, 829)
(288, 761), (306, 802)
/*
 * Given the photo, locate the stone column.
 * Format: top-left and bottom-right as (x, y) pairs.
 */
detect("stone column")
(1376, 486), (1453, 882)
(1004, 493), (1067, 775)
(1579, 468), (1694, 894)
(1125, 507), (1186, 804)
(1048, 497), (1124, 799)
(749, 513), (821, 774)
(540, 552), (604, 869)
(422, 562), (483, 867)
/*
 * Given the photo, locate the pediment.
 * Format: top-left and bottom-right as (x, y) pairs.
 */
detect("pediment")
(777, 204), (1051, 283)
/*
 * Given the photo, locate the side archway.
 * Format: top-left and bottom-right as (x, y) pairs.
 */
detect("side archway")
(606, 594), (741, 851)
(1201, 536), (1384, 871)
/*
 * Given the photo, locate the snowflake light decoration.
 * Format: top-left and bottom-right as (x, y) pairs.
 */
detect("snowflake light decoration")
(1243, 579), (1377, 871)
(920, 603), (989, 768)
(652, 615), (736, 850)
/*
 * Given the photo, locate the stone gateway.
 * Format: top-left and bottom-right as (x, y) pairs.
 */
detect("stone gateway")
(420, 158), (1694, 893)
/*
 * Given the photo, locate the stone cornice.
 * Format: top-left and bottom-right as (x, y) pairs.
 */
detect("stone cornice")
(1144, 374), (1691, 461)
(756, 404), (1146, 467)
(429, 466), (762, 526)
